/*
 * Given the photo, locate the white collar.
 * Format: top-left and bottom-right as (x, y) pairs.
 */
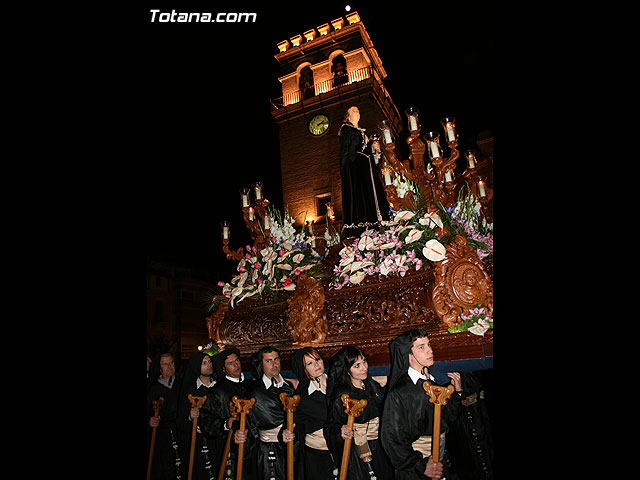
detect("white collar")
(226, 373), (245, 383)
(408, 366), (434, 385)
(262, 374), (284, 389)
(307, 373), (327, 395)
(196, 376), (216, 389)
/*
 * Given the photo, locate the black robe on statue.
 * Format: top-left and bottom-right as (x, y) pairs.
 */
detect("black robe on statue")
(290, 349), (337, 480)
(147, 359), (184, 480)
(339, 123), (390, 238)
(177, 352), (217, 480)
(243, 376), (301, 480)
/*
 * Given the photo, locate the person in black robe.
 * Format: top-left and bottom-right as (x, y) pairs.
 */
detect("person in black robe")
(380, 329), (465, 480)
(234, 346), (299, 480)
(177, 351), (217, 480)
(147, 353), (184, 480)
(323, 345), (393, 480)
(290, 347), (338, 480)
(441, 370), (494, 479)
(198, 347), (254, 480)
(339, 105), (390, 239)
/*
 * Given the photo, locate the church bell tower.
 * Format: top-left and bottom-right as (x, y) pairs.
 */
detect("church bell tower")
(270, 11), (403, 232)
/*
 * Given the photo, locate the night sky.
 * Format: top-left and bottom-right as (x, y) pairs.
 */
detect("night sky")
(147, 0), (492, 283)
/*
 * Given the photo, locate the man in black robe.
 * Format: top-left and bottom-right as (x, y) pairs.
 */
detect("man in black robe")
(381, 329), (465, 479)
(147, 353), (183, 480)
(198, 347), (253, 480)
(339, 105), (390, 239)
(177, 351), (217, 480)
(234, 346), (299, 480)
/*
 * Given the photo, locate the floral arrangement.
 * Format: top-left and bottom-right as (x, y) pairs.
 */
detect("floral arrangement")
(214, 207), (326, 307)
(329, 208), (446, 289)
(201, 340), (220, 356)
(441, 184), (493, 261)
(447, 306), (493, 335)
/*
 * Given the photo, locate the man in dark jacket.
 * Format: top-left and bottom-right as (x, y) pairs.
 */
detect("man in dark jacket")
(147, 353), (183, 479)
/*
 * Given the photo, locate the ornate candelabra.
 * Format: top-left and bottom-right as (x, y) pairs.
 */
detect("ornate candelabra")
(221, 182), (337, 262)
(378, 111), (491, 222)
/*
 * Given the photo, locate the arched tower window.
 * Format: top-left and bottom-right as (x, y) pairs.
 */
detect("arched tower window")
(331, 54), (348, 87)
(298, 64), (315, 100)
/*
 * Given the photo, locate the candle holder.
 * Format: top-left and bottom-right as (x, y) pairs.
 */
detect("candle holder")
(239, 188), (250, 208)
(405, 107), (421, 134)
(464, 149), (477, 170)
(221, 221), (245, 261)
(440, 117), (458, 147)
(378, 120), (394, 146)
(254, 181), (263, 201)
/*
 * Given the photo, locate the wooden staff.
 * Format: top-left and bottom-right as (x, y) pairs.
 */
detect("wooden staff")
(232, 396), (255, 480)
(339, 394), (368, 480)
(217, 400), (239, 480)
(147, 397), (164, 480)
(422, 381), (454, 478)
(187, 394), (208, 480)
(279, 393), (301, 480)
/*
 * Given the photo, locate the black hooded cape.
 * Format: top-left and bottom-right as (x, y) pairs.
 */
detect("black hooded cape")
(380, 331), (463, 479)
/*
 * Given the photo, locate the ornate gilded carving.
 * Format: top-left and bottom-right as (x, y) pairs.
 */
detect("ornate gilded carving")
(285, 273), (328, 345)
(432, 235), (493, 331)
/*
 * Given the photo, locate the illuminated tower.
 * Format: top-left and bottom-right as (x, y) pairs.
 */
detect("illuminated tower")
(269, 11), (403, 231)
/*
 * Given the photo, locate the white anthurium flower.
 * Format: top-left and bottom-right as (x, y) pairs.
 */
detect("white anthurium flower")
(379, 258), (394, 276)
(237, 271), (249, 287)
(276, 263), (293, 270)
(419, 211), (443, 229)
(283, 282), (296, 291)
(468, 318), (490, 336)
(378, 242), (397, 250)
(423, 239), (447, 262)
(300, 263), (315, 271)
(349, 270), (366, 284)
(358, 235), (376, 251)
(231, 285), (243, 298)
(404, 229), (423, 243)
(268, 266), (275, 281)
(262, 260), (273, 276)
(339, 253), (355, 267)
(395, 254), (407, 266)
(350, 261), (364, 272)
(292, 253), (305, 264)
(394, 210), (415, 223)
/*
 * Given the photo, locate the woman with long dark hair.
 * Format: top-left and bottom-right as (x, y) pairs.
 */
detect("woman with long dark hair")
(323, 345), (393, 480)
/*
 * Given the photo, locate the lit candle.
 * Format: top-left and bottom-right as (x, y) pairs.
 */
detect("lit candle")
(222, 221), (230, 240)
(430, 142), (440, 159)
(307, 221), (314, 235)
(446, 122), (456, 141)
(478, 180), (487, 198)
(254, 182), (263, 201)
(383, 128), (392, 144)
(466, 151), (476, 168)
(311, 236), (316, 248)
(444, 170), (453, 183)
(264, 215), (270, 230)
(408, 115), (418, 132)
(240, 188), (250, 208)
(248, 207), (254, 221)
(383, 168), (392, 186)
